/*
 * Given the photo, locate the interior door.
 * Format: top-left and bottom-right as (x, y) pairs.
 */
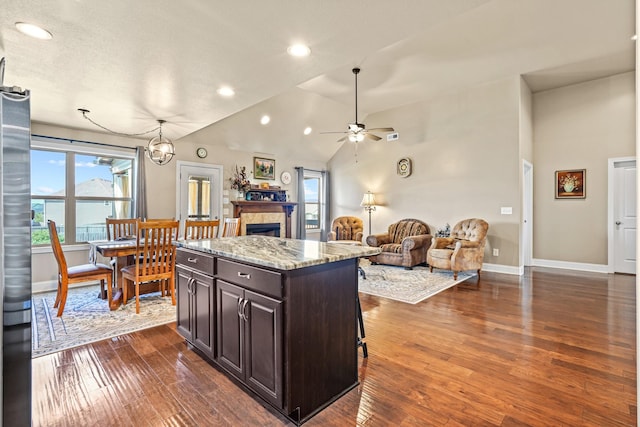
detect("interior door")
(613, 160), (636, 274)
(176, 161), (223, 224)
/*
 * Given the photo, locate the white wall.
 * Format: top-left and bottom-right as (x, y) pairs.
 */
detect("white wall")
(329, 77), (523, 268)
(532, 72), (635, 264)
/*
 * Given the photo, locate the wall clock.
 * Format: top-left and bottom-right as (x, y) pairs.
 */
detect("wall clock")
(397, 157), (412, 177)
(196, 147), (208, 159)
(280, 171), (292, 185)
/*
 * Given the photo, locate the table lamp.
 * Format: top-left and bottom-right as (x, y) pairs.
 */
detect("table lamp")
(360, 191), (376, 235)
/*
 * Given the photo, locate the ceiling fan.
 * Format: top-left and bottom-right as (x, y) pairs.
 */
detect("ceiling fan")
(322, 67), (394, 143)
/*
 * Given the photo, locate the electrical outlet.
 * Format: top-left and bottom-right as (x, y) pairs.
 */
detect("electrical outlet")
(493, 248), (499, 256)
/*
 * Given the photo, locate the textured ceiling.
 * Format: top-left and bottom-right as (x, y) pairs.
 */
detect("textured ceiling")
(0, 0), (634, 162)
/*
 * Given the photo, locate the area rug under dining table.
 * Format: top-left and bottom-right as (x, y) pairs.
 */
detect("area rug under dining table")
(358, 259), (476, 304)
(31, 285), (176, 358)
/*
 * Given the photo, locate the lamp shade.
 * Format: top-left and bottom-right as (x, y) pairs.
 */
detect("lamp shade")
(360, 191), (376, 207)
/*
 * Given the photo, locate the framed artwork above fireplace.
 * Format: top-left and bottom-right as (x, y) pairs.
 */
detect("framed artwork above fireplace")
(254, 157), (275, 180)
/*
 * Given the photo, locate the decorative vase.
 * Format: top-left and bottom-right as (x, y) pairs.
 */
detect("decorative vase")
(237, 191), (245, 200)
(563, 182), (575, 192)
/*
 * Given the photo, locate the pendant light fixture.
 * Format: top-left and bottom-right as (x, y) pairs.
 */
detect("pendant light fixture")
(146, 120), (174, 165)
(78, 109), (175, 166)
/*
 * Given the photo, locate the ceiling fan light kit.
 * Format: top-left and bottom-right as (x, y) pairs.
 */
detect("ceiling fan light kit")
(322, 67), (395, 144)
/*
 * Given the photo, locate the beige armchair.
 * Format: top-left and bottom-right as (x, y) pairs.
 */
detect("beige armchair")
(327, 216), (364, 244)
(427, 218), (489, 279)
(366, 218), (432, 269)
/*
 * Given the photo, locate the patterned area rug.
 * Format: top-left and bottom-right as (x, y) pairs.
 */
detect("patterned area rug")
(31, 285), (176, 358)
(358, 260), (475, 304)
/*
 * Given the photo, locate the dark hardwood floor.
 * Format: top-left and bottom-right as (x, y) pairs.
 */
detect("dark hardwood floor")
(32, 267), (636, 426)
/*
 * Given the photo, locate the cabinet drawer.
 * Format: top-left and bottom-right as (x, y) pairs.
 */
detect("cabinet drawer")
(176, 248), (215, 276)
(217, 258), (282, 298)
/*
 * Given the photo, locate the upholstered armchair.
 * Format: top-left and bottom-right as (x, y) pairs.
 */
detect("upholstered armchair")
(366, 218), (432, 269)
(427, 218), (489, 279)
(327, 216), (364, 244)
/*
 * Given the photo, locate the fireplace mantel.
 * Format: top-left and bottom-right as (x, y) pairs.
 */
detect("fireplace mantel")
(231, 201), (297, 238)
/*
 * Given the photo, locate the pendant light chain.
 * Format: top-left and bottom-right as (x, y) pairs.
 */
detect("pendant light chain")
(78, 108), (175, 166)
(78, 109), (160, 136)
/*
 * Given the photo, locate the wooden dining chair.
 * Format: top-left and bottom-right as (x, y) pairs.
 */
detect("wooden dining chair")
(48, 220), (113, 316)
(121, 219), (179, 314)
(221, 217), (241, 237)
(106, 218), (137, 240)
(184, 219), (220, 240)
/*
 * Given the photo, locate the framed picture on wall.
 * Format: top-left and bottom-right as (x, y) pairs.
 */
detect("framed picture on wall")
(555, 169), (586, 199)
(254, 157), (275, 180)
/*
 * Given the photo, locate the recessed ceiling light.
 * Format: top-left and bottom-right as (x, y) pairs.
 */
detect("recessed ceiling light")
(217, 86), (235, 97)
(303, 127), (312, 135)
(260, 115), (270, 125)
(15, 22), (52, 40)
(287, 44), (311, 57)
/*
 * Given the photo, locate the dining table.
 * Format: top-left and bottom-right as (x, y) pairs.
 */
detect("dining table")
(89, 238), (163, 310)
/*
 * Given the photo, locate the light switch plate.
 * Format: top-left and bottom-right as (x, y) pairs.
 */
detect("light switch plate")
(500, 207), (513, 215)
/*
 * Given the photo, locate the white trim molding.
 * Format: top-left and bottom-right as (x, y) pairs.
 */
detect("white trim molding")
(482, 263), (522, 276)
(532, 258), (608, 274)
(33, 280), (102, 294)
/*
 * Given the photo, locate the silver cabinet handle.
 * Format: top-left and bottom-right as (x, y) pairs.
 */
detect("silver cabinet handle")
(237, 272), (251, 279)
(187, 257), (198, 263)
(241, 299), (249, 321)
(237, 298), (243, 318)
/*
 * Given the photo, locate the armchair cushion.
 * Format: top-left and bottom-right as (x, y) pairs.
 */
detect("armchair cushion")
(366, 218), (431, 269)
(327, 216), (364, 243)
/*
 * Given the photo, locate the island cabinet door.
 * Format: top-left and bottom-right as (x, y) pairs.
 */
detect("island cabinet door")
(176, 266), (193, 341)
(216, 280), (244, 379)
(176, 267), (216, 359)
(244, 289), (283, 409)
(192, 270), (215, 359)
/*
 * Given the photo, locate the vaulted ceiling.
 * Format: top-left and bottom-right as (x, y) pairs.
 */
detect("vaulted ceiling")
(1, 0), (634, 162)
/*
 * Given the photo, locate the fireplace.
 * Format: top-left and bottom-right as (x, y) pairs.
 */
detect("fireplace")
(231, 201), (296, 238)
(246, 223), (281, 237)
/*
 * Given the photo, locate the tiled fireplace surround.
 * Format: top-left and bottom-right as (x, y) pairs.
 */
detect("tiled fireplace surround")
(242, 212), (285, 237)
(231, 201), (296, 238)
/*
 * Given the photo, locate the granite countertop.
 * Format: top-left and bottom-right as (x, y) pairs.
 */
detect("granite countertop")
(175, 236), (381, 270)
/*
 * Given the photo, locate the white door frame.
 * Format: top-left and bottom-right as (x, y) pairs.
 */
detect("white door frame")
(607, 156), (636, 273)
(175, 161), (224, 225)
(521, 160), (533, 270)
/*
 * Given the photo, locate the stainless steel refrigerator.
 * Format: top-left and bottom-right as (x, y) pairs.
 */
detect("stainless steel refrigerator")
(0, 64), (32, 425)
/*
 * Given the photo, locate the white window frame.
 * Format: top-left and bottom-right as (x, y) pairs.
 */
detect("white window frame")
(303, 170), (325, 235)
(30, 137), (136, 248)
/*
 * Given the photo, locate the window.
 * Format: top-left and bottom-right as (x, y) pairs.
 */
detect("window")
(303, 170), (325, 231)
(31, 139), (136, 246)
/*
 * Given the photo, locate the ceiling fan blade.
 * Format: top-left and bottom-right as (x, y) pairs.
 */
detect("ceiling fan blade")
(365, 127), (395, 133)
(336, 135), (348, 143)
(364, 133), (382, 141)
(320, 131), (347, 135)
